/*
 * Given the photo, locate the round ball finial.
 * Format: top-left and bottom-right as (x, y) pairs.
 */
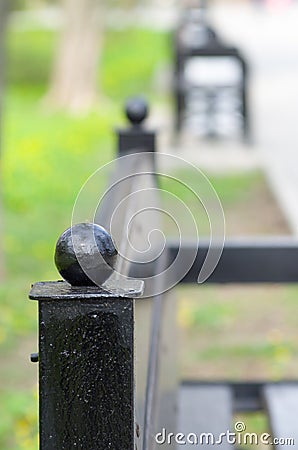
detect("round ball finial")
(125, 97), (148, 126)
(54, 223), (117, 287)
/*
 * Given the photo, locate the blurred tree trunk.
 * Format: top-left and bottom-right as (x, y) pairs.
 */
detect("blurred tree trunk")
(46, 0), (103, 113)
(0, 0), (8, 280)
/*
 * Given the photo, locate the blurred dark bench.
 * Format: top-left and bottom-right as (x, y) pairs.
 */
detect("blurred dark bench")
(174, 8), (249, 141)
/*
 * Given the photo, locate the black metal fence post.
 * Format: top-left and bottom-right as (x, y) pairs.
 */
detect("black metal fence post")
(30, 228), (143, 450)
(29, 99), (177, 449)
(118, 97), (155, 155)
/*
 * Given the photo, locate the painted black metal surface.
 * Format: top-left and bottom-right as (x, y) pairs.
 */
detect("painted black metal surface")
(28, 99), (170, 450)
(54, 223), (117, 286)
(31, 284), (136, 450)
(118, 97), (155, 155)
(31, 243), (143, 450)
(29, 280), (144, 300)
(142, 252), (177, 450)
(168, 238), (298, 283)
(125, 97), (148, 125)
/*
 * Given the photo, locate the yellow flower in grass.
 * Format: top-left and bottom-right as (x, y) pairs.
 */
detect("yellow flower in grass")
(15, 387), (39, 450)
(178, 299), (194, 329)
(16, 418), (30, 439)
(274, 344), (291, 364)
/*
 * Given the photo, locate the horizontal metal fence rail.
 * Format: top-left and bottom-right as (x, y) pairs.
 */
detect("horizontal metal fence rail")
(169, 238), (298, 284)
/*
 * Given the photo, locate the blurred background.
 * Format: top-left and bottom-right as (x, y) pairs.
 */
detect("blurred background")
(1, 0), (298, 448)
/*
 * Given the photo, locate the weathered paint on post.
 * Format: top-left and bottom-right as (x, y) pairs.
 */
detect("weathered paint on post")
(29, 99), (178, 449)
(30, 280), (143, 450)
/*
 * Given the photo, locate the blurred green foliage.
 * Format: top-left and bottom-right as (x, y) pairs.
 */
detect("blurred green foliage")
(1, 24), (170, 449)
(7, 27), (170, 98)
(160, 168), (263, 206)
(7, 30), (57, 87)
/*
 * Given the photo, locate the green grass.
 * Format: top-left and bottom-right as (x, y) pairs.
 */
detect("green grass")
(160, 168), (263, 206)
(160, 168), (264, 236)
(200, 341), (297, 361)
(0, 390), (38, 450)
(102, 28), (171, 100)
(7, 30), (58, 88)
(178, 284), (298, 383)
(7, 27), (171, 101)
(234, 412), (272, 450)
(0, 24), (171, 449)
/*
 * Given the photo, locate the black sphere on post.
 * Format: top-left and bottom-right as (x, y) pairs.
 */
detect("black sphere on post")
(125, 97), (148, 126)
(54, 223), (117, 287)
